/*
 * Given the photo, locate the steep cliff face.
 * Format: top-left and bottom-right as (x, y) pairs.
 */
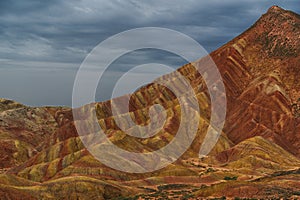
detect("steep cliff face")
(213, 5), (300, 156)
(0, 6), (299, 199)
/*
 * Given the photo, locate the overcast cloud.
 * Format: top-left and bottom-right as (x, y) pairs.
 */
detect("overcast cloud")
(0, 0), (299, 106)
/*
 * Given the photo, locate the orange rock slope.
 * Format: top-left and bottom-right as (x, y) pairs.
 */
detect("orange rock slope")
(0, 6), (299, 199)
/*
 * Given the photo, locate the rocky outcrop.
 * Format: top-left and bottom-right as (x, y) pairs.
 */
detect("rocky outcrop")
(0, 6), (299, 199)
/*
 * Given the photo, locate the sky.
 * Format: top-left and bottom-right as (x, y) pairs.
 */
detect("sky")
(0, 0), (299, 106)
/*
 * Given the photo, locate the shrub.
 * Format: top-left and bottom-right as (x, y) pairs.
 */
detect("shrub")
(224, 176), (238, 181)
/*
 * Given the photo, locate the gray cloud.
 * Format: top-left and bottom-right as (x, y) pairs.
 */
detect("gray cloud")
(0, 0), (299, 106)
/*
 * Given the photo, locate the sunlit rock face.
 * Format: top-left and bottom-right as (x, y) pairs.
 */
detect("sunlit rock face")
(0, 6), (299, 199)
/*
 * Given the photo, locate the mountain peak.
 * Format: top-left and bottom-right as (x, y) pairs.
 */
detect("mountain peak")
(0, 5), (300, 200)
(248, 5), (300, 57)
(267, 5), (285, 13)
